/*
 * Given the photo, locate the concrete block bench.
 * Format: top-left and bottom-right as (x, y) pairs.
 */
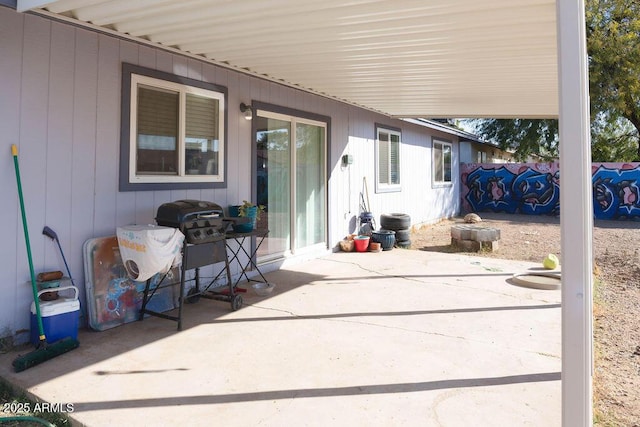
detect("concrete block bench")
(451, 224), (500, 252)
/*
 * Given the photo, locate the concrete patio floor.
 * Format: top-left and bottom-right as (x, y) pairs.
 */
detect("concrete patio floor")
(0, 250), (561, 426)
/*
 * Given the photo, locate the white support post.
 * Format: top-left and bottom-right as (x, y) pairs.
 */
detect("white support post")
(556, 0), (593, 425)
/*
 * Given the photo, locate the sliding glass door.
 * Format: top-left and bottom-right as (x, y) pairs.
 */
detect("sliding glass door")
(256, 111), (327, 260)
(295, 122), (325, 250)
(256, 116), (291, 257)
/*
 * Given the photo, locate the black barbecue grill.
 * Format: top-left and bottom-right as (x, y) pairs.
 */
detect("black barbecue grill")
(155, 200), (227, 244)
(139, 199), (253, 330)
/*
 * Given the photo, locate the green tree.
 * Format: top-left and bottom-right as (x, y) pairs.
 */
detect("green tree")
(466, 0), (640, 162)
(590, 112), (638, 161)
(465, 118), (559, 162)
(587, 0), (640, 160)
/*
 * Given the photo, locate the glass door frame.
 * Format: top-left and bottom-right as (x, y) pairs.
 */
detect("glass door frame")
(251, 102), (330, 263)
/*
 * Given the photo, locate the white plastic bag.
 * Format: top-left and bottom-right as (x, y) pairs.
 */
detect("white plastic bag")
(116, 225), (184, 282)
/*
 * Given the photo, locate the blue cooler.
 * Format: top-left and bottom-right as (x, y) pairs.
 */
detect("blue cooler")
(30, 285), (80, 346)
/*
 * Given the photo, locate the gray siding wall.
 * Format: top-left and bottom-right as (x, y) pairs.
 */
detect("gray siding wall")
(0, 7), (459, 342)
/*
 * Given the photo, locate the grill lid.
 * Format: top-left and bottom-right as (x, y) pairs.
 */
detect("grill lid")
(156, 200), (223, 227)
(156, 200), (227, 244)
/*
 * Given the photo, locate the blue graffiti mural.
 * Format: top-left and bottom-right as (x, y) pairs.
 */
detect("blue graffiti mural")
(462, 163), (640, 220)
(464, 166), (560, 215)
(512, 168), (561, 215)
(593, 165), (640, 220)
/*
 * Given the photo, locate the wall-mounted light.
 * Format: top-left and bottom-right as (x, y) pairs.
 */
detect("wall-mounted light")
(240, 102), (253, 120)
(342, 154), (354, 166)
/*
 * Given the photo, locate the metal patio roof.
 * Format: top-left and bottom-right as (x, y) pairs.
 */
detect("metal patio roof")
(19, 0), (559, 119)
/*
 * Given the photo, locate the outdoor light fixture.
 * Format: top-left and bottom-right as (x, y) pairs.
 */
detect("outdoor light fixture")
(240, 103), (253, 120)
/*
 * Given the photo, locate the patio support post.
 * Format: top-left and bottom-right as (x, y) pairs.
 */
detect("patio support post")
(556, 0), (593, 425)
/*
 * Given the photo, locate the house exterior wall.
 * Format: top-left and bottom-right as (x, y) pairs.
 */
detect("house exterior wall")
(459, 140), (515, 164)
(0, 7), (459, 342)
(336, 111), (460, 237)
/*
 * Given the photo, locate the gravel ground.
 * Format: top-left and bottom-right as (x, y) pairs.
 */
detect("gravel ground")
(409, 212), (640, 426)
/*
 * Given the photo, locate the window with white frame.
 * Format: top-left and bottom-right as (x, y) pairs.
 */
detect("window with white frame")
(376, 127), (401, 192)
(477, 151), (487, 163)
(120, 64), (226, 190)
(433, 140), (453, 185)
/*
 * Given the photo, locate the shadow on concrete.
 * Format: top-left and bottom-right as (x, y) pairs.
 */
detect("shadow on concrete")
(417, 244), (458, 253)
(72, 372), (561, 412)
(0, 269), (328, 386)
(209, 303), (562, 324)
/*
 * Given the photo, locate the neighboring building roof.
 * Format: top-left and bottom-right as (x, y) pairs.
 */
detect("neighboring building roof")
(403, 118), (507, 152)
(402, 118), (483, 142)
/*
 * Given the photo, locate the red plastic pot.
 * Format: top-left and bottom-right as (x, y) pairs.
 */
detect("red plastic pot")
(353, 236), (370, 252)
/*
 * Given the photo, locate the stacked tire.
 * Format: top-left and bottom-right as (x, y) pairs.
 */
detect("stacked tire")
(380, 213), (412, 249)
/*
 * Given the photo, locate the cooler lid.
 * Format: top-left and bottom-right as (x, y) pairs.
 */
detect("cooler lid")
(31, 298), (80, 317)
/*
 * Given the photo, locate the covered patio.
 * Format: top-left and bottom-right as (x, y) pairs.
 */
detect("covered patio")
(3, 1), (593, 424)
(0, 250), (561, 426)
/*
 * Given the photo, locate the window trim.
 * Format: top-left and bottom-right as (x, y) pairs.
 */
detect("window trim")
(432, 139), (453, 187)
(119, 63), (228, 192)
(375, 124), (402, 193)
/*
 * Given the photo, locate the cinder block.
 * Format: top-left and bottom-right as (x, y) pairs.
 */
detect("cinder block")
(471, 227), (500, 242)
(451, 237), (499, 253)
(451, 238), (481, 252)
(450, 225), (474, 241)
(450, 226), (462, 240)
(481, 240), (500, 252)
(451, 225), (500, 243)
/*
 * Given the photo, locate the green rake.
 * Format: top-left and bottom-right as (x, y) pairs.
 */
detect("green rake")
(10, 144), (79, 373)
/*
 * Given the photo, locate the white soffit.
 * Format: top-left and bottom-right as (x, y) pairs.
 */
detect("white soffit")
(28, 0), (559, 118)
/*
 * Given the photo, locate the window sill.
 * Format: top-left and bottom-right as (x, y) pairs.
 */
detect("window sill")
(375, 185), (402, 194)
(119, 178), (227, 192)
(432, 182), (453, 189)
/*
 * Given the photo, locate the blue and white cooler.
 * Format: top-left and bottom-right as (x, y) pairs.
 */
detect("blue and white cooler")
(30, 285), (80, 346)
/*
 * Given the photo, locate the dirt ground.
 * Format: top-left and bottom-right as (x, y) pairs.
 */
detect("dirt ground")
(409, 212), (640, 426)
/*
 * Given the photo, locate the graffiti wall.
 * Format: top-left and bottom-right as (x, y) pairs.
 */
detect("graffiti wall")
(460, 162), (640, 220)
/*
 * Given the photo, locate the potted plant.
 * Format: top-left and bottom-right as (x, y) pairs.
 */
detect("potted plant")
(228, 200), (265, 232)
